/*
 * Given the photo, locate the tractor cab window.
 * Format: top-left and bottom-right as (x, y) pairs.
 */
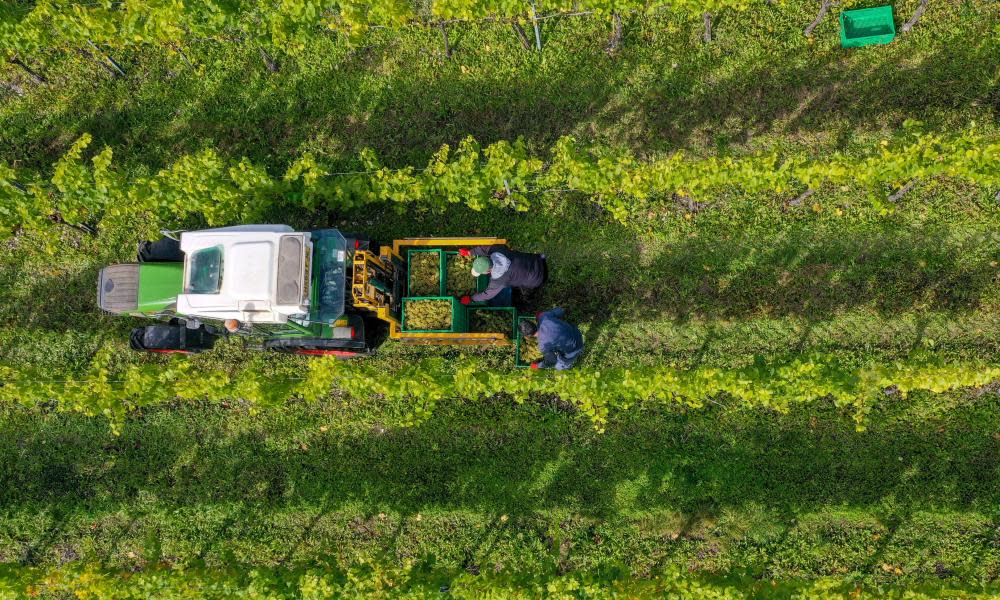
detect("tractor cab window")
(185, 246), (223, 294)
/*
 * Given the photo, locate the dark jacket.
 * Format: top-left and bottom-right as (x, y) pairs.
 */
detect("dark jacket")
(536, 307), (584, 370)
(470, 244), (547, 302)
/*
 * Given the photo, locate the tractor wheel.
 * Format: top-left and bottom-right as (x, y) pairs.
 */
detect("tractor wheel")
(362, 316), (389, 351)
(137, 237), (183, 262)
(130, 324), (217, 353)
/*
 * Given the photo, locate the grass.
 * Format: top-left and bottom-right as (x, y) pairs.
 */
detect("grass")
(0, 394), (997, 583)
(2, 3), (998, 376)
(1, 2), (997, 174)
(1, 0), (999, 593)
(3, 181), (999, 374)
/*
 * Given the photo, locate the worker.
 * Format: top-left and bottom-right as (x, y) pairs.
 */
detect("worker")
(457, 245), (547, 306)
(520, 308), (584, 370)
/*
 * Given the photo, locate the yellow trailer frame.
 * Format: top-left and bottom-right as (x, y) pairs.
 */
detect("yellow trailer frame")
(351, 245), (402, 329)
(388, 236), (510, 346)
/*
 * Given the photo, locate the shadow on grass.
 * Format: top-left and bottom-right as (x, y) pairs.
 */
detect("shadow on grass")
(537, 212), (998, 325)
(256, 199), (1000, 330)
(0, 259), (138, 336)
(3, 201), (997, 338)
(609, 23), (1000, 150)
(0, 397), (997, 521)
(4, 7), (997, 172)
(9, 28), (607, 172)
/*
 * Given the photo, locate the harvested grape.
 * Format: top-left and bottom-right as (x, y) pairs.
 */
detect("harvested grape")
(404, 299), (452, 330)
(519, 333), (543, 363)
(470, 309), (512, 335)
(446, 253), (477, 295)
(409, 252), (441, 296)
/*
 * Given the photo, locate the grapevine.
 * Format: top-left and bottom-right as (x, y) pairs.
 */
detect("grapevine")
(408, 252), (442, 296)
(2, 126), (998, 245)
(519, 335), (544, 363)
(2, 350), (998, 434)
(403, 299), (453, 330)
(0, 0), (769, 67)
(469, 309), (512, 334)
(0, 561), (987, 599)
(445, 253), (476, 296)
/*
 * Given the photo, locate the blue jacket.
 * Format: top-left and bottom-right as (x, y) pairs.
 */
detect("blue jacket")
(536, 308), (583, 370)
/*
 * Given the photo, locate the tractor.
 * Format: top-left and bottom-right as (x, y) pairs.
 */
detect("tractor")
(97, 225), (519, 357)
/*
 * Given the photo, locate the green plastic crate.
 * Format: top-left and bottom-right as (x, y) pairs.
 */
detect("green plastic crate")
(407, 249), (444, 297)
(468, 306), (517, 338)
(442, 251), (488, 297)
(514, 316), (538, 368)
(401, 296), (469, 333)
(840, 6), (895, 48)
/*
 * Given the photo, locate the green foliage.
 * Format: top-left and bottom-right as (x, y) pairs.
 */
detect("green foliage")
(2, 350), (997, 434)
(1, 3), (998, 595)
(50, 133), (116, 229)
(1, 561), (997, 599)
(4, 127), (999, 246)
(121, 149), (275, 227)
(0, 162), (49, 242)
(1, 394), (997, 585)
(0, 347), (293, 435)
(540, 124), (1000, 221)
(0, 0), (778, 64)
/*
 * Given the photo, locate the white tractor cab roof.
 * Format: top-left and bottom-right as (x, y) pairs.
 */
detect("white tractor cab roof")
(176, 225), (313, 324)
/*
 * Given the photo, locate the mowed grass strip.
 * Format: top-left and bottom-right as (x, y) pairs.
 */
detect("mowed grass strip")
(0, 393), (997, 583)
(3, 180), (998, 374)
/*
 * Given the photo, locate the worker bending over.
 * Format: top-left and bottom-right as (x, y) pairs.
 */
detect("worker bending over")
(520, 307), (584, 370)
(457, 245), (547, 306)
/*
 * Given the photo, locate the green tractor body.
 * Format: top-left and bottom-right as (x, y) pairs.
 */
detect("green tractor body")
(137, 262), (184, 313)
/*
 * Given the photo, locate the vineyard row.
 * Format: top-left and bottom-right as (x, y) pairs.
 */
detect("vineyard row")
(0, 0), (941, 87)
(2, 348), (997, 433)
(0, 0), (875, 59)
(0, 562), (994, 599)
(2, 126), (998, 244)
